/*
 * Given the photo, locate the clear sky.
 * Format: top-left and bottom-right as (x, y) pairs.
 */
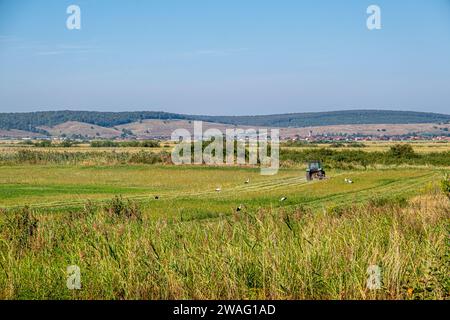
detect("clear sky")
(0, 0), (449, 115)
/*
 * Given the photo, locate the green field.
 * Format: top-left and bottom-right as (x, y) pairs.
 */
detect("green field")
(0, 165), (438, 215)
(0, 146), (448, 300)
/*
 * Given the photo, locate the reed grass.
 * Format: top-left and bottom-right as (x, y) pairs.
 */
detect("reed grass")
(0, 191), (447, 300)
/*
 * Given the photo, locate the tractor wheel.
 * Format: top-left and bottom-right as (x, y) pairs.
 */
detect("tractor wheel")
(306, 173), (312, 181)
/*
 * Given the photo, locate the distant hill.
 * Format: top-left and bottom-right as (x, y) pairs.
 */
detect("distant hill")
(0, 111), (183, 133)
(195, 110), (450, 127)
(38, 121), (122, 139)
(0, 110), (449, 133)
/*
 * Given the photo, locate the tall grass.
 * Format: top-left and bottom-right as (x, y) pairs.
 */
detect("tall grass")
(281, 148), (450, 168)
(0, 191), (448, 299)
(0, 149), (171, 165)
(90, 140), (160, 148)
(0, 147), (448, 168)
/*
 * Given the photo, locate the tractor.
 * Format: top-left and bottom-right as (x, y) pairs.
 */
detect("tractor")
(306, 160), (326, 181)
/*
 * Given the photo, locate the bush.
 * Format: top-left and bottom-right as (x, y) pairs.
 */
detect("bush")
(90, 140), (117, 147)
(60, 140), (74, 148)
(104, 196), (142, 221)
(34, 140), (52, 148)
(389, 143), (416, 158)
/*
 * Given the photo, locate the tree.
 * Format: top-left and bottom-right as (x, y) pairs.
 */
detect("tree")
(389, 144), (416, 158)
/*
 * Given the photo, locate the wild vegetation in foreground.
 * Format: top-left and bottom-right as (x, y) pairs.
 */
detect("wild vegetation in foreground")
(0, 185), (448, 299)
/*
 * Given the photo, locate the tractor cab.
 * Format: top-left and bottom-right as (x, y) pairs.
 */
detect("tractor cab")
(306, 160), (326, 181)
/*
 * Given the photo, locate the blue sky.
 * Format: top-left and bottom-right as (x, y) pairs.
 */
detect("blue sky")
(0, 0), (449, 115)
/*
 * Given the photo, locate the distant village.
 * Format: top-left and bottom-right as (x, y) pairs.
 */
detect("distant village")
(6, 129), (450, 143)
(285, 130), (450, 143)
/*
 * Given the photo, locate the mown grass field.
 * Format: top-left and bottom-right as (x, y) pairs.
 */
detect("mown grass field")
(0, 165), (439, 215)
(0, 143), (448, 300)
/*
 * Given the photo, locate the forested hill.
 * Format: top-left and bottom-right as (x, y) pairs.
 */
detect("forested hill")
(0, 111), (186, 132)
(193, 110), (450, 127)
(0, 110), (449, 132)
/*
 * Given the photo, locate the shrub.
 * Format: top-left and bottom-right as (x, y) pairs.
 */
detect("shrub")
(34, 140), (52, 148)
(389, 143), (416, 158)
(139, 140), (160, 148)
(60, 140), (74, 147)
(104, 196), (142, 221)
(90, 140), (117, 147)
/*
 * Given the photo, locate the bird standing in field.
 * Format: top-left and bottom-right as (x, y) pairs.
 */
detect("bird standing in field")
(280, 197), (287, 202)
(154, 196), (159, 200)
(215, 187), (221, 192)
(236, 204), (243, 212)
(245, 178), (250, 184)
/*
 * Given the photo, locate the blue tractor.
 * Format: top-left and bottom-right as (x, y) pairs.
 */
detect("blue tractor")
(306, 160), (326, 181)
